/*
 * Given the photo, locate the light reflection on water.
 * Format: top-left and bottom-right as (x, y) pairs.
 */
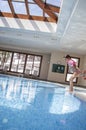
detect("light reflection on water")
(0, 74), (86, 130)
(0, 75), (80, 114)
(0, 76), (38, 109)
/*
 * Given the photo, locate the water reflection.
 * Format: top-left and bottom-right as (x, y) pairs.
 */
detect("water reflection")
(0, 75), (81, 114)
(0, 76), (37, 109)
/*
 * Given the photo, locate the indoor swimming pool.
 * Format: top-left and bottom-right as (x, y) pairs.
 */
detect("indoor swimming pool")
(0, 74), (86, 130)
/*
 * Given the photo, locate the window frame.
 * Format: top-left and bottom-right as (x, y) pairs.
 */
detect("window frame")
(0, 49), (42, 77)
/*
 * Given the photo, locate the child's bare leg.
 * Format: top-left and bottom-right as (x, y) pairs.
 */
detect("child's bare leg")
(69, 73), (79, 93)
(69, 76), (74, 92)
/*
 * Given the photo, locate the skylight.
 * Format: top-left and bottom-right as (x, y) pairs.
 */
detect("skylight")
(0, 0), (61, 23)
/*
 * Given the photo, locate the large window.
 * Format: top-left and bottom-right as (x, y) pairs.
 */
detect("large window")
(65, 57), (80, 83)
(0, 50), (42, 77)
(33, 56), (41, 76)
(25, 55), (34, 75)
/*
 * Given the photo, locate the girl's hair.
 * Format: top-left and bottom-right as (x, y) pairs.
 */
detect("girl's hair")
(64, 55), (71, 58)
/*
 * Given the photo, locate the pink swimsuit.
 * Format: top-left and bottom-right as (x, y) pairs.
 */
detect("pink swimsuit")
(67, 59), (80, 74)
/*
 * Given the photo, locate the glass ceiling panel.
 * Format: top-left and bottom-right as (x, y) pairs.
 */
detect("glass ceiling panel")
(28, 0), (35, 3)
(12, 0), (25, 2)
(0, 0), (11, 13)
(0, 0), (60, 23)
(47, 0), (61, 7)
(29, 4), (43, 16)
(12, 2), (27, 14)
(45, 13), (50, 17)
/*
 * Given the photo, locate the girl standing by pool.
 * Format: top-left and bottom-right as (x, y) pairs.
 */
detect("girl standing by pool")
(64, 55), (81, 93)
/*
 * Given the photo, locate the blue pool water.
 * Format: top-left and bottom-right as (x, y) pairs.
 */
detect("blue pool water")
(0, 74), (86, 130)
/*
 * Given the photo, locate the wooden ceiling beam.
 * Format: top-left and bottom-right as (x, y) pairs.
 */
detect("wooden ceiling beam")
(25, 0), (30, 17)
(8, 0), (15, 15)
(0, 12), (56, 22)
(33, 0), (58, 22)
(45, 4), (60, 13)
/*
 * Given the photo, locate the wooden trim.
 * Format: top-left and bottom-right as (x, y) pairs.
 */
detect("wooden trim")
(8, 0), (15, 15)
(25, 0), (30, 18)
(0, 12), (57, 22)
(45, 4), (60, 13)
(33, 0), (58, 22)
(0, 0), (60, 23)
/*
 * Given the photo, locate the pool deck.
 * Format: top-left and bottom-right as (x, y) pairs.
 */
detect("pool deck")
(74, 89), (86, 101)
(63, 84), (86, 101)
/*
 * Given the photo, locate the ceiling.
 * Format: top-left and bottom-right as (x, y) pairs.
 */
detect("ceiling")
(0, 0), (86, 55)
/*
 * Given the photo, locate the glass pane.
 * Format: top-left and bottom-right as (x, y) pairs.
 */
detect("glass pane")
(32, 56), (41, 76)
(0, 51), (5, 70)
(17, 54), (26, 73)
(0, 51), (12, 71)
(25, 55), (34, 75)
(12, 2), (27, 14)
(29, 4), (43, 16)
(45, 13), (49, 17)
(4, 52), (12, 71)
(47, 0), (61, 7)
(11, 53), (19, 72)
(11, 53), (25, 73)
(34, 56), (41, 68)
(0, 0), (11, 12)
(32, 67), (39, 76)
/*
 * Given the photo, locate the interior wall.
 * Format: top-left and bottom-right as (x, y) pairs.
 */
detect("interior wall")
(39, 54), (51, 80)
(47, 51), (66, 83)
